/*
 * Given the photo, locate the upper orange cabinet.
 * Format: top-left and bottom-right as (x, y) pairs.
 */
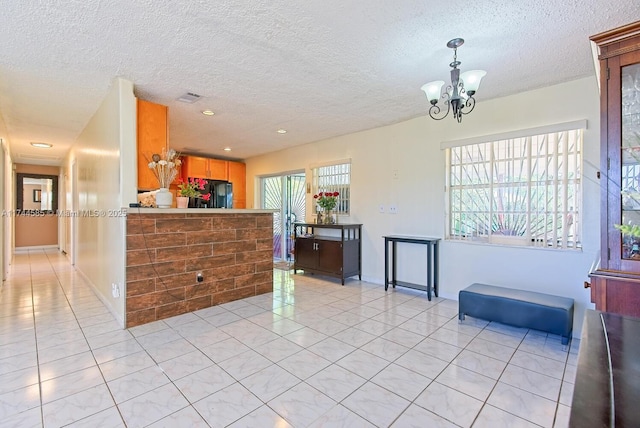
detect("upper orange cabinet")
(182, 156), (229, 181)
(182, 156), (208, 178)
(137, 99), (168, 190)
(209, 158), (229, 181)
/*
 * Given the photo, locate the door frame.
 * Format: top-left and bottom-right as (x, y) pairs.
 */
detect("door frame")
(71, 159), (78, 265)
(259, 170), (306, 261)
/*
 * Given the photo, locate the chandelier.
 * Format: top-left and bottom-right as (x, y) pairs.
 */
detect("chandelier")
(421, 38), (486, 123)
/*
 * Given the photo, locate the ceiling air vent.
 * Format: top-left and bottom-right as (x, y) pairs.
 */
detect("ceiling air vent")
(177, 92), (202, 103)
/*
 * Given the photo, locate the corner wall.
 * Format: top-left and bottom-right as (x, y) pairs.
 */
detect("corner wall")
(246, 77), (600, 336)
(63, 77), (137, 326)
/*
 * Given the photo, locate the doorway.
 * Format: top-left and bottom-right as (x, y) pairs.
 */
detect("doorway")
(261, 173), (306, 262)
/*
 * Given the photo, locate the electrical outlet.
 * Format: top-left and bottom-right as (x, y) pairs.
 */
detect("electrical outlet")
(389, 205), (398, 214)
(111, 283), (120, 298)
(378, 204), (385, 213)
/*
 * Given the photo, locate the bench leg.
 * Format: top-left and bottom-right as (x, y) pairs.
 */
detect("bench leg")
(561, 335), (570, 346)
(458, 312), (465, 321)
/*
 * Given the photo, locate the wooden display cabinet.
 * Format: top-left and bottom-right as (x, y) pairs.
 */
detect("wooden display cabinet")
(589, 21), (640, 317)
(137, 99), (168, 191)
(293, 223), (362, 285)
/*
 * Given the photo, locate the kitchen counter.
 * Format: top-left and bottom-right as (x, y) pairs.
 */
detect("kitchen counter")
(125, 209), (274, 327)
(124, 207), (277, 214)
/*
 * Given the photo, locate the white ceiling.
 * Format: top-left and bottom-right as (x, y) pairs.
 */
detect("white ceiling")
(1, 1), (638, 165)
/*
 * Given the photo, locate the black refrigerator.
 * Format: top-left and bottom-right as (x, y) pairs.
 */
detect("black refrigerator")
(189, 179), (233, 208)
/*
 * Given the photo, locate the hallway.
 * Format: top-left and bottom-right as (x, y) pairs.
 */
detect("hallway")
(1, 249), (577, 427)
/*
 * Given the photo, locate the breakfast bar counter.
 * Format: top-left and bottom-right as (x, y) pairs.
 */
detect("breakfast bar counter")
(124, 208), (275, 327)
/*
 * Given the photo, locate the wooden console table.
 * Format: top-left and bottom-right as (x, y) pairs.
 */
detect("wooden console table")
(383, 235), (440, 300)
(294, 223), (362, 285)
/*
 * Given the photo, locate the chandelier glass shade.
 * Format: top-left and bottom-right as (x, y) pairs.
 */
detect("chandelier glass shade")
(421, 38), (486, 123)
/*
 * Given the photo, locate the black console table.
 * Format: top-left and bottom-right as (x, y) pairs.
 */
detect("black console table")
(383, 235), (440, 300)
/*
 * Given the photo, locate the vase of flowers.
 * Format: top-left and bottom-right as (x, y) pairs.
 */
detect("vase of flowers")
(314, 191), (339, 224)
(147, 148), (181, 208)
(176, 177), (211, 208)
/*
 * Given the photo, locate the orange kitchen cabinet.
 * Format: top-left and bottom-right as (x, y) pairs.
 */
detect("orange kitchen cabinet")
(208, 158), (228, 181)
(137, 99), (168, 191)
(182, 156), (228, 181)
(228, 161), (246, 208)
(182, 156), (209, 179)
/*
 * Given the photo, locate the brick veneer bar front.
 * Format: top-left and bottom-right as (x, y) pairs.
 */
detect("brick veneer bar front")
(125, 210), (274, 328)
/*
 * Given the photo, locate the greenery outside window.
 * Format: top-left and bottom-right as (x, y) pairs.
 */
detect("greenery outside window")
(445, 122), (584, 249)
(311, 161), (351, 215)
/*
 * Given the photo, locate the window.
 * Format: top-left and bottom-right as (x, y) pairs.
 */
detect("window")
(311, 161), (351, 215)
(445, 124), (583, 249)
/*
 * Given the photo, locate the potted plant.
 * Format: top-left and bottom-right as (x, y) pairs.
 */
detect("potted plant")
(176, 177), (210, 208)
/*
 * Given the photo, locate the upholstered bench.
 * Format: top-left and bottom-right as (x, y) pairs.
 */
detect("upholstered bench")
(458, 283), (574, 344)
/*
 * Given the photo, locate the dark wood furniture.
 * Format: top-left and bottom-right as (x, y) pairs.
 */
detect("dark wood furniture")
(588, 22), (640, 317)
(570, 310), (640, 427)
(383, 235), (440, 300)
(293, 223), (362, 285)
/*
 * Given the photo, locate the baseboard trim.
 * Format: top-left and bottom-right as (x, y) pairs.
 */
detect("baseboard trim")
(15, 245), (59, 253)
(74, 268), (125, 329)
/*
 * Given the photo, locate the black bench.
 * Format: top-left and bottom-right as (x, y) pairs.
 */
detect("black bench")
(458, 283), (574, 344)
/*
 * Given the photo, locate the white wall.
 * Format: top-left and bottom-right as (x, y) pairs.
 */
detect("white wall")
(63, 77), (137, 326)
(246, 77), (600, 336)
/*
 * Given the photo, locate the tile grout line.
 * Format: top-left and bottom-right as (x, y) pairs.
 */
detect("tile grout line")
(28, 251), (46, 428)
(41, 248), (129, 427)
(3, 252), (576, 427)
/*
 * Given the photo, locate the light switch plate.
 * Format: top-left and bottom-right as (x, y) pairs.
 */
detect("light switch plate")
(379, 204), (385, 213)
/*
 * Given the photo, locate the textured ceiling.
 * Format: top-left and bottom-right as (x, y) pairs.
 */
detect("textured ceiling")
(0, 1), (638, 165)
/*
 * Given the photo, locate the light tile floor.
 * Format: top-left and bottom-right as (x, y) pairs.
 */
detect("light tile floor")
(0, 249), (578, 427)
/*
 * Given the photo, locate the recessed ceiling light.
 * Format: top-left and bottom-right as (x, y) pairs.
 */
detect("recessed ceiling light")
(277, 129), (287, 134)
(223, 147), (231, 152)
(202, 110), (215, 116)
(30, 142), (52, 148)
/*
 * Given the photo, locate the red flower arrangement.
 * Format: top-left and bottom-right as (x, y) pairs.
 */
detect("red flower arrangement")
(177, 177), (210, 201)
(313, 191), (339, 210)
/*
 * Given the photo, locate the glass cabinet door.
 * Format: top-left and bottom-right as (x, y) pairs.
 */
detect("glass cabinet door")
(621, 63), (640, 260)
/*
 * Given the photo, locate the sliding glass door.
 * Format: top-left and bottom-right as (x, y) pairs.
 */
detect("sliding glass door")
(261, 173), (306, 261)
